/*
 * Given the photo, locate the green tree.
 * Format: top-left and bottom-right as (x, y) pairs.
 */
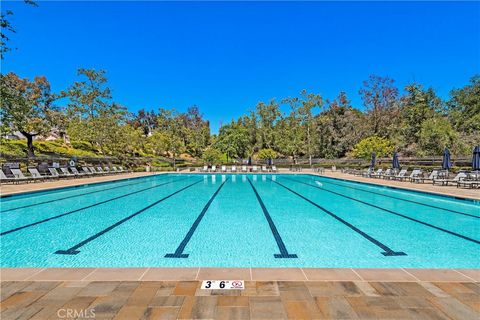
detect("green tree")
(202, 147), (223, 165)
(398, 84), (441, 154)
(298, 90), (323, 165)
(215, 122), (250, 162)
(256, 100), (281, 149)
(0, 72), (57, 156)
(257, 148), (277, 160)
(156, 108), (186, 168)
(350, 136), (394, 159)
(447, 75), (480, 147)
(418, 117), (460, 156)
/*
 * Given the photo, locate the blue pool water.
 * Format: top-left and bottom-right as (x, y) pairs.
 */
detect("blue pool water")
(1, 174), (479, 268)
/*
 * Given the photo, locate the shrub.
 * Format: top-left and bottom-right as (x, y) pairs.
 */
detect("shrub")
(350, 136), (394, 159)
(257, 148), (277, 160)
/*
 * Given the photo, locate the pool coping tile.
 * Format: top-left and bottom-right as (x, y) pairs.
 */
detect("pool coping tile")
(301, 268), (363, 281)
(251, 268), (307, 281)
(353, 269), (418, 282)
(82, 268), (148, 281)
(404, 269), (475, 282)
(2, 268), (479, 282)
(197, 268), (252, 281)
(0, 268), (44, 281)
(27, 268), (96, 281)
(141, 268), (199, 281)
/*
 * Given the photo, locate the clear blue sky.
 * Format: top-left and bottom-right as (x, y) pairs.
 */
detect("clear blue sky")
(3, 1), (479, 133)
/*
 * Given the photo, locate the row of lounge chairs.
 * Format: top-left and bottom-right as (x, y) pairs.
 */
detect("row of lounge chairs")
(0, 166), (129, 184)
(199, 165), (278, 173)
(343, 168), (480, 189)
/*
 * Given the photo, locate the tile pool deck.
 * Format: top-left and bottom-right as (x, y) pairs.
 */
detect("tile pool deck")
(1, 170), (478, 319)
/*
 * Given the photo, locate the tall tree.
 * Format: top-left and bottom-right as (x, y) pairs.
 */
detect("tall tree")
(215, 122), (250, 162)
(359, 75), (399, 137)
(447, 75), (480, 146)
(0, 72), (56, 156)
(298, 90), (323, 165)
(256, 100), (281, 150)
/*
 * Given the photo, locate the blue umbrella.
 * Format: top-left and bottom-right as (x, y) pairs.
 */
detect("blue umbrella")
(247, 156), (252, 166)
(472, 145), (480, 170)
(392, 152), (400, 169)
(442, 147), (452, 170)
(267, 158), (272, 166)
(370, 152), (376, 169)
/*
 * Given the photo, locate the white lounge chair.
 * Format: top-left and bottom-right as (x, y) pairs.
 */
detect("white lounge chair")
(0, 170), (16, 183)
(261, 166), (268, 172)
(231, 165), (237, 172)
(10, 169), (32, 183)
(392, 169), (408, 181)
(221, 165), (227, 172)
(408, 169), (423, 183)
(433, 172), (467, 186)
(70, 167), (86, 177)
(211, 165), (217, 172)
(271, 165), (278, 173)
(96, 167), (106, 175)
(60, 167), (76, 178)
(201, 165), (208, 172)
(241, 165), (247, 172)
(48, 167), (62, 179)
(82, 167), (94, 175)
(252, 165), (258, 172)
(370, 168), (383, 178)
(27, 168), (48, 181)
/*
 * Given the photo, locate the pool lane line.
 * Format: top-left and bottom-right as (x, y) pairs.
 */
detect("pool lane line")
(312, 177), (478, 219)
(1, 177), (190, 236)
(55, 179), (203, 255)
(272, 179), (406, 256)
(247, 177), (298, 259)
(1, 175), (170, 213)
(283, 177), (480, 245)
(165, 178), (229, 258)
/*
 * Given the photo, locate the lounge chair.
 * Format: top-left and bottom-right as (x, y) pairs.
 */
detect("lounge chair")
(361, 168), (372, 177)
(82, 167), (94, 175)
(392, 169), (408, 181)
(103, 167), (112, 174)
(433, 172), (467, 186)
(96, 167), (106, 175)
(221, 165), (227, 172)
(370, 168), (383, 178)
(380, 168), (392, 179)
(9, 169), (32, 183)
(27, 168), (49, 181)
(407, 169), (423, 182)
(231, 165), (237, 173)
(88, 167), (100, 175)
(241, 165), (247, 173)
(420, 170), (439, 183)
(48, 167), (63, 179)
(200, 165), (208, 172)
(261, 165), (268, 172)
(0, 170), (16, 184)
(70, 167), (86, 177)
(252, 165), (258, 172)
(271, 165), (278, 173)
(211, 165), (217, 172)
(60, 167), (76, 178)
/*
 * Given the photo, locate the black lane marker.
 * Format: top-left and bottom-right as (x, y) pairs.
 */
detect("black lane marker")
(1, 177), (189, 236)
(54, 179), (202, 255)
(165, 178), (229, 258)
(315, 177), (478, 219)
(247, 178), (297, 258)
(284, 177), (480, 245)
(2, 175), (168, 213)
(273, 180), (406, 256)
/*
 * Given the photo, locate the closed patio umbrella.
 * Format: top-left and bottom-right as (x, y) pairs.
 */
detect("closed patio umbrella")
(442, 147), (452, 170)
(247, 156), (252, 166)
(392, 151), (400, 170)
(370, 152), (376, 169)
(472, 145), (480, 170)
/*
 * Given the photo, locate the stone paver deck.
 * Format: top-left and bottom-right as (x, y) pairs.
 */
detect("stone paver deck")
(1, 279), (479, 319)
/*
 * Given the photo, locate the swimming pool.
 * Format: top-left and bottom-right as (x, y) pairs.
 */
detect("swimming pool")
(1, 174), (479, 268)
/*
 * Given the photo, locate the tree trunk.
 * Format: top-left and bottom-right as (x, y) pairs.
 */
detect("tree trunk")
(20, 131), (35, 157)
